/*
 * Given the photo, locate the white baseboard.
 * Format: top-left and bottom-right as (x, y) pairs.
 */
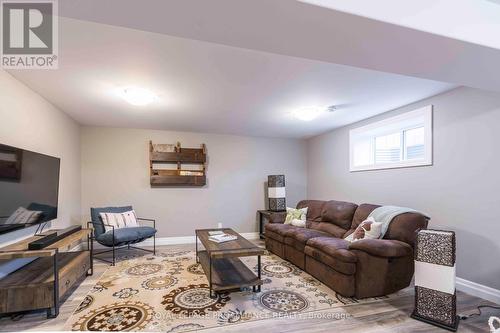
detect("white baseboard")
(456, 277), (500, 305)
(138, 232), (260, 247)
(93, 232), (260, 249)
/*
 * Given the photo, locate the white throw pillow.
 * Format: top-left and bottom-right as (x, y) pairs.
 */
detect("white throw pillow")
(5, 207), (42, 224)
(344, 216), (383, 242)
(284, 207), (308, 224)
(99, 210), (139, 232)
(290, 218), (306, 228)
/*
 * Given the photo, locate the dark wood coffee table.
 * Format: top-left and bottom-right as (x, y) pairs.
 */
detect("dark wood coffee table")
(195, 228), (265, 297)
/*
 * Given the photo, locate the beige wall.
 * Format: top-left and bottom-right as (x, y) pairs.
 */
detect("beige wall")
(81, 127), (307, 237)
(0, 70), (81, 231)
(0, 70), (81, 277)
(307, 87), (500, 290)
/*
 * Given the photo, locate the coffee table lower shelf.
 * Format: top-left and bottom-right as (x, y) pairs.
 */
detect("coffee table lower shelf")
(197, 250), (262, 293)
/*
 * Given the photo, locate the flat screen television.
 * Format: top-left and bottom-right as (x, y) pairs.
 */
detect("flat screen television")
(0, 144), (60, 235)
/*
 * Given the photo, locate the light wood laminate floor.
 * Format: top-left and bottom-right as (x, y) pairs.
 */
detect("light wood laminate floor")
(0, 243), (497, 332)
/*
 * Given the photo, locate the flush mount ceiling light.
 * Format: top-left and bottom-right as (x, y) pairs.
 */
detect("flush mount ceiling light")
(292, 107), (323, 121)
(119, 87), (157, 106)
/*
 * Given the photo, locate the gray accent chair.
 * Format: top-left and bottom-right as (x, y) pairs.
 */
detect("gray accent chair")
(88, 206), (157, 265)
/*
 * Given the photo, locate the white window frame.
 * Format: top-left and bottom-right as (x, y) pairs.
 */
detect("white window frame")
(349, 105), (433, 172)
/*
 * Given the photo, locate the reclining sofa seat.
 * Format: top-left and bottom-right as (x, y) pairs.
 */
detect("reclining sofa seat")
(265, 200), (429, 298)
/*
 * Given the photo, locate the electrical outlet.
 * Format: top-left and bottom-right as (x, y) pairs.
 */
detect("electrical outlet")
(217, 222), (222, 229)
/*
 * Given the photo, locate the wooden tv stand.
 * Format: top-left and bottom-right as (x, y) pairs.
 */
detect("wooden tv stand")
(0, 228), (92, 318)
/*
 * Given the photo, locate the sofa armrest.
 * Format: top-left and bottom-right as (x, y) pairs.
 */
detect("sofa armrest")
(268, 211), (287, 224)
(348, 239), (412, 258)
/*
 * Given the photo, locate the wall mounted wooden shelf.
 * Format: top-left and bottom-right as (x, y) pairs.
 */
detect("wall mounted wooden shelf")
(149, 141), (207, 187)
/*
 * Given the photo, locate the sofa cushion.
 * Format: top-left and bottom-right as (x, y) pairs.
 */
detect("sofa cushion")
(96, 226), (156, 246)
(265, 223), (296, 243)
(284, 228), (330, 251)
(321, 200), (358, 230)
(304, 246), (356, 275)
(297, 200), (325, 222)
(307, 221), (347, 238)
(306, 237), (357, 263)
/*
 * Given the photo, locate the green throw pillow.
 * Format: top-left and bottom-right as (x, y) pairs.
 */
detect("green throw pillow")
(285, 207), (308, 224)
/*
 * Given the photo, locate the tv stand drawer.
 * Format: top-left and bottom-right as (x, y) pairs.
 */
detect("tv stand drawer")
(0, 251), (90, 313)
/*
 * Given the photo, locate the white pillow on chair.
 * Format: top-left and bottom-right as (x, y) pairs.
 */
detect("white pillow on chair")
(99, 210), (139, 232)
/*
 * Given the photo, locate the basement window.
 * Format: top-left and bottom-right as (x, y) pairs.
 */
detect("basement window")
(349, 105), (433, 172)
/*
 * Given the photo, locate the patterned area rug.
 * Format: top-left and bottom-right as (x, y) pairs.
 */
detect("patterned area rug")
(64, 249), (397, 332)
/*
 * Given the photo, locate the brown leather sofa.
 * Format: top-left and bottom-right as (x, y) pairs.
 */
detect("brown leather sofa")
(265, 200), (429, 298)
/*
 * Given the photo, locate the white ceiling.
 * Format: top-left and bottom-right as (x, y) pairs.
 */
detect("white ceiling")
(301, 0), (500, 50)
(55, 0), (500, 92)
(9, 18), (455, 138)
